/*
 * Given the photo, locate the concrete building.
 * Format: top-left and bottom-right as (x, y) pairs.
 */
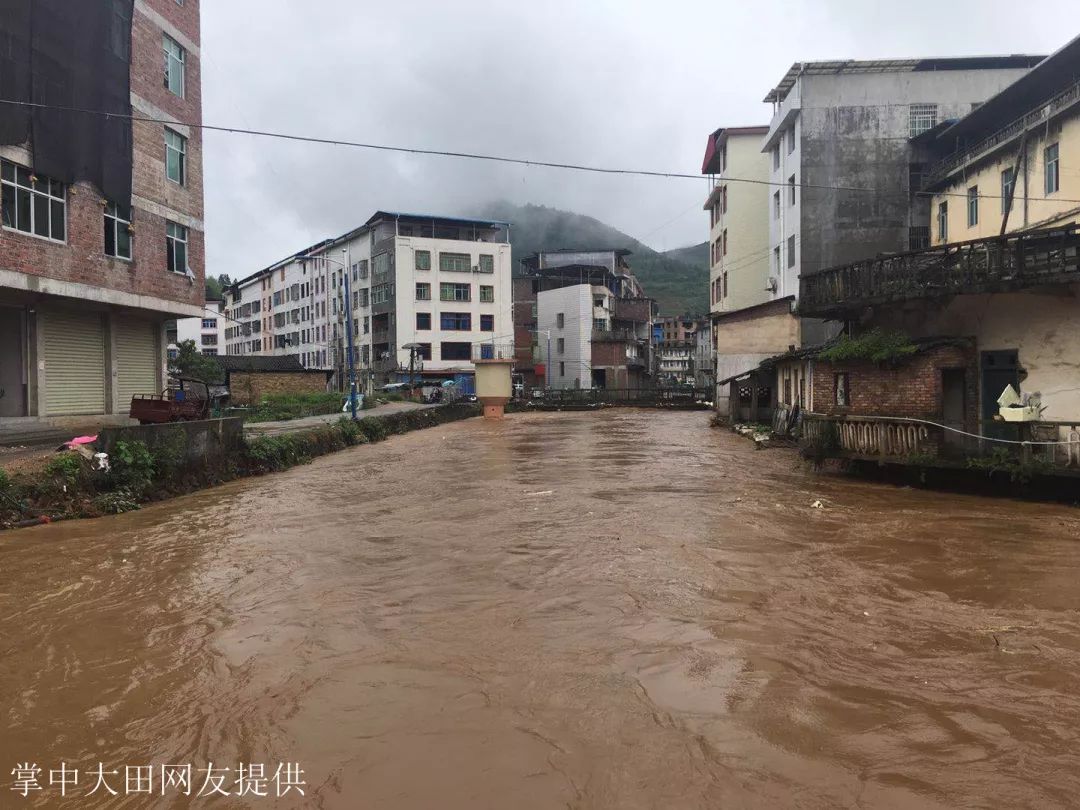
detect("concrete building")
(656, 316), (704, 386)
(762, 54), (1042, 302)
(520, 250), (657, 390)
(168, 300), (225, 359)
(0, 1), (205, 420)
(794, 39), (1080, 470)
(224, 212), (513, 392)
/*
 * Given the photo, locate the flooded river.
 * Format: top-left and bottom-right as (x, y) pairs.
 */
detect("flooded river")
(3, 410), (1080, 808)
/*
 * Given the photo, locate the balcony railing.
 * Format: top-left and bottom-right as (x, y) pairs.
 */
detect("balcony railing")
(471, 340), (515, 362)
(926, 79), (1080, 187)
(799, 225), (1080, 318)
(801, 414), (1080, 469)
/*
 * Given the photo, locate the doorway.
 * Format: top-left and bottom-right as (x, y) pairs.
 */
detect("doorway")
(980, 350), (1020, 441)
(941, 368), (967, 450)
(591, 368), (607, 389)
(0, 307), (27, 417)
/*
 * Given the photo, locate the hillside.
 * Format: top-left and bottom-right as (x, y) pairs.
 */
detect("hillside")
(481, 202), (707, 315)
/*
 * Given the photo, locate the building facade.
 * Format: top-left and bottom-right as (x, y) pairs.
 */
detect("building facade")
(168, 300), (225, 359)
(224, 212), (513, 391)
(0, 0), (205, 419)
(520, 250), (656, 390)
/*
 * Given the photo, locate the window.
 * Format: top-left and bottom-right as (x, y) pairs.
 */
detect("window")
(357, 259), (369, 279)
(1001, 168), (1015, 214)
(722, 229), (728, 256)
(721, 186), (728, 214)
(416, 312), (431, 330)
(440, 312), (471, 331)
(556, 313), (565, 329)
(415, 250), (431, 271)
(908, 104), (937, 137)
(359, 288), (369, 307)
(440, 252), (471, 272)
(787, 127), (796, 154)
(363, 316), (369, 334)
(557, 337), (565, 354)
(480, 314), (494, 332)
(772, 144), (780, 171)
(479, 285), (494, 303)
(203, 348), (217, 356)
(788, 174), (796, 206)
(201, 334), (217, 346)
(478, 254), (494, 273)
(441, 342), (471, 361)
(1, 160), (66, 241)
(163, 34), (185, 97)
(371, 282), (393, 304)
(201, 318), (217, 329)
(416, 282), (431, 300)
(166, 221), (188, 274)
(103, 201), (131, 259)
(909, 226), (930, 251)
(773, 191), (780, 219)
(440, 282), (471, 302)
(165, 128), (186, 185)
(373, 252), (391, 276)
(416, 343), (432, 360)
(938, 201), (948, 243)
(834, 372), (850, 407)
(559, 361), (565, 377)
(593, 319), (607, 332)
(787, 235), (795, 268)
(1045, 143), (1060, 195)
(722, 272), (728, 298)
(967, 186), (979, 227)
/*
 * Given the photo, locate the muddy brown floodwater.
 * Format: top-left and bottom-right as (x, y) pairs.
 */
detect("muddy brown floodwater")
(3, 411), (1080, 809)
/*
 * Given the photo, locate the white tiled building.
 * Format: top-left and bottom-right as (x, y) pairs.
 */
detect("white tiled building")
(223, 211), (513, 391)
(168, 300), (226, 359)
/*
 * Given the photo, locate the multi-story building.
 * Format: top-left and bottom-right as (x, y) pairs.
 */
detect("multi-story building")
(519, 250), (656, 390)
(656, 316), (706, 386)
(706, 54), (1043, 419)
(0, 1), (204, 419)
(168, 300), (226, 360)
(224, 212), (513, 391)
(793, 36), (1080, 470)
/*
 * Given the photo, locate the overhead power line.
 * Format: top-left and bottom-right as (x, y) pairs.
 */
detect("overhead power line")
(2, 97), (1080, 205)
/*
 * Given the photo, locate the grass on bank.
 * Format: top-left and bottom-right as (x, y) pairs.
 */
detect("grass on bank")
(0, 404), (479, 528)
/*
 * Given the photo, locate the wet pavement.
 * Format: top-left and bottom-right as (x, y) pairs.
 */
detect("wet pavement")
(2, 410), (1080, 808)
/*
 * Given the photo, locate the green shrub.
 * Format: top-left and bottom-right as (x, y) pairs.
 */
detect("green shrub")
(245, 392), (344, 423)
(44, 453), (84, 485)
(93, 489), (141, 515)
(336, 417), (367, 446)
(245, 434), (310, 472)
(819, 329), (918, 364)
(110, 440), (157, 496)
(356, 417), (388, 443)
(0, 469), (10, 492)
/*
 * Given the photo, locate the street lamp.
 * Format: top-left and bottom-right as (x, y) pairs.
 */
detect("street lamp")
(299, 248), (359, 420)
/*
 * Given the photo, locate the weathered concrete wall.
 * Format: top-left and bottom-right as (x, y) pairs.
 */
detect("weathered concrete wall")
(229, 372), (328, 405)
(97, 417), (244, 466)
(713, 300), (799, 415)
(874, 287), (1080, 422)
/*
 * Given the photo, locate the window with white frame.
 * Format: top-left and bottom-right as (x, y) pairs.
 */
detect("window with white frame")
(908, 104), (937, 137)
(478, 254), (494, 273)
(1045, 143), (1060, 194)
(479, 285), (494, 303)
(166, 221), (188, 274)
(165, 128), (186, 185)
(1, 159), (66, 241)
(104, 201), (131, 259)
(416, 282), (431, 300)
(967, 186), (979, 227)
(163, 34), (185, 97)
(937, 201), (948, 242)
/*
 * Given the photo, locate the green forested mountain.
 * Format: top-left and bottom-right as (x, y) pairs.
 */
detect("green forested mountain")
(481, 202), (707, 316)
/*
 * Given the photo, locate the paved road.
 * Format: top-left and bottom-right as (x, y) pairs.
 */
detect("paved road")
(243, 399), (432, 436)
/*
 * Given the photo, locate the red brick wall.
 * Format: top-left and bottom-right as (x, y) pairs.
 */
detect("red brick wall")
(0, 0), (203, 310)
(811, 345), (977, 426)
(591, 341), (626, 366)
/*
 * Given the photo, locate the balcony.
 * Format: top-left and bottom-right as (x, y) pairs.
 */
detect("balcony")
(471, 341), (515, 362)
(925, 79), (1080, 188)
(799, 225), (1080, 319)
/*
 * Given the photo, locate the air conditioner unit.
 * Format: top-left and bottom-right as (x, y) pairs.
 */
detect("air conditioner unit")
(472, 265), (480, 272)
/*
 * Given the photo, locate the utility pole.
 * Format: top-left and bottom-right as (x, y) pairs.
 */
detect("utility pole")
(342, 246), (358, 420)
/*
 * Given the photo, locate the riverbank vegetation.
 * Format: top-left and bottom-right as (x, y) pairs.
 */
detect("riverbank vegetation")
(0, 404), (479, 530)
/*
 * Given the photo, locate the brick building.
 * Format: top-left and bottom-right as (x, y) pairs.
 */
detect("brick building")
(0, 1), (204, 419)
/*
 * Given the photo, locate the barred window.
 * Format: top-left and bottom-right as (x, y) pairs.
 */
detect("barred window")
(908, 104), (937, 137)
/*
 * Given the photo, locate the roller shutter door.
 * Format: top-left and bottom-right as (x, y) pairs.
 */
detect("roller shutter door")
(114, 317), (160, 413)
(42, 311), (106, 416)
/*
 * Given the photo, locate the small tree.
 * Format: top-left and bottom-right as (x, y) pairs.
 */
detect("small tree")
(169, 339), (222, 383)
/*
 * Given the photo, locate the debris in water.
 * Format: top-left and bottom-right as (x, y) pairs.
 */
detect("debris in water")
(811, 500), (824, 509)
(526, 490), (554, 497)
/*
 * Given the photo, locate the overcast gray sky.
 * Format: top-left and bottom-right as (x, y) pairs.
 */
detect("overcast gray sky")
(201, 0), (1072, 279)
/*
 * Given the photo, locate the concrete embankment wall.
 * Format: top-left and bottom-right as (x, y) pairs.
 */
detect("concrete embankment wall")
(96, 418), (246, 465)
